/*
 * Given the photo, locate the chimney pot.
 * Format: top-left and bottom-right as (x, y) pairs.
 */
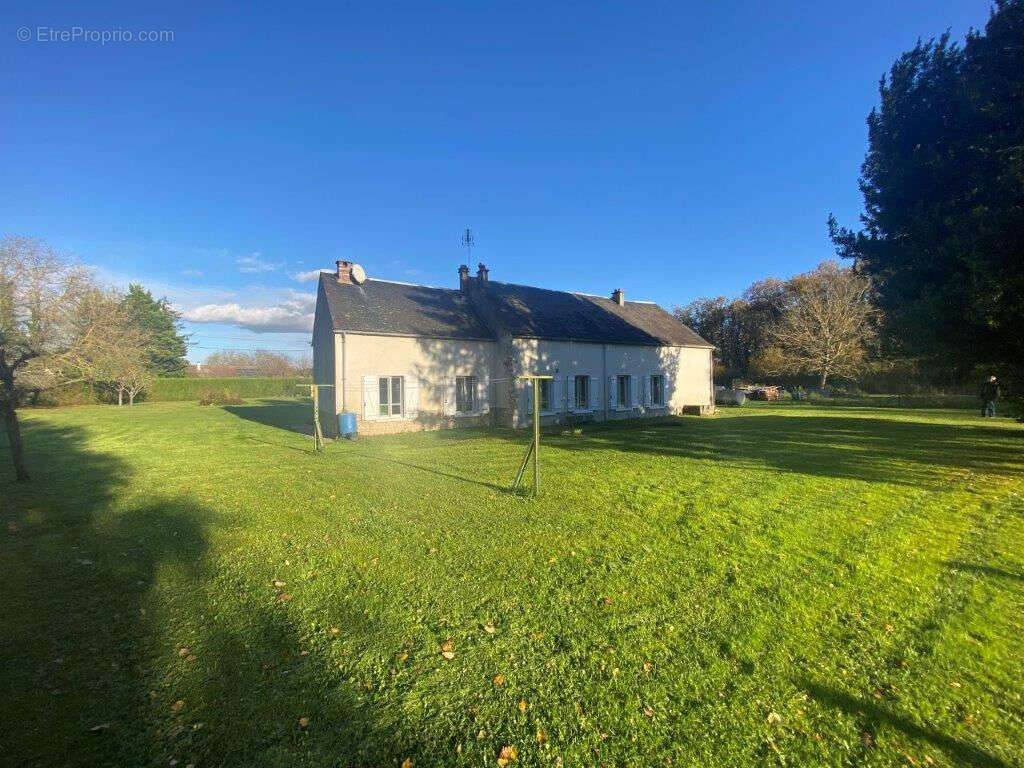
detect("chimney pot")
(336, 260), (354, 284)
(458, 264), (470, 290)
(612, 288), (625, 306)
(476, 262), (489, 283)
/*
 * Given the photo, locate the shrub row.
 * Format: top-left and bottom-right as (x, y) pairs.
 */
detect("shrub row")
(34, 377), (310, 406)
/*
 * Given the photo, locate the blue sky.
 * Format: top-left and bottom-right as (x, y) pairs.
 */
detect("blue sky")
(2, 1), (990, 361)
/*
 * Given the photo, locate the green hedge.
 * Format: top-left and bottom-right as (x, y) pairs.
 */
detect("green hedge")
(34, 377), (310, 406)
(148, 377), (310, 401)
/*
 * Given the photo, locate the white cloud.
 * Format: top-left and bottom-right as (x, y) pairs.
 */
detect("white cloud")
(291, 268), (332, 282)
(236, 251), (281, 273)
(88, 262), (315, 334)
(181, 268), (203, 277)
(182, 291), (315, 333)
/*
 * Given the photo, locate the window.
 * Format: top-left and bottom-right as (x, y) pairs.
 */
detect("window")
(378, 376), (404, 416)
(455, 376), (477, 413)
(533, 379), (552, 412)
(617, 375), (631, 407)
(574, 375), (590, 410)
(651, 375), (665, 407)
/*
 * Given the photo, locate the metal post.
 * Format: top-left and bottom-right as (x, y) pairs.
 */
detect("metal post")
(532, 381), (540, 496)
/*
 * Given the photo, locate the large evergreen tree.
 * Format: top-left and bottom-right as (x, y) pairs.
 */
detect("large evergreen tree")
(120, 283), (189, 377)
(831, 0), (1024, 388)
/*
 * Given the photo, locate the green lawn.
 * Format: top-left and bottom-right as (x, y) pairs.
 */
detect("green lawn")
(2, 401), (1022, 768)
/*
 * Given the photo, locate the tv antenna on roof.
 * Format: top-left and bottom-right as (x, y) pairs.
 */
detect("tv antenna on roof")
(461, 227), (475, 261)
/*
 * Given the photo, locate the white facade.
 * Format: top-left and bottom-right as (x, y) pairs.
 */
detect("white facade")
(508, 339), (714, 427)
(315, 329), (713, 435)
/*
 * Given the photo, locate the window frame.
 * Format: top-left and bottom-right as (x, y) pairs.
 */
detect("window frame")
(378, 375), (405, 417)
(537, 379), (553, 413)
(573, 375), (590, 411)
(650, 374), (666, 408)
(616, 374), (632, 409)
(455, 375), (477, 414)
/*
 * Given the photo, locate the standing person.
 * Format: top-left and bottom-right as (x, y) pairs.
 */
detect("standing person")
(980, 375), (1000, 417)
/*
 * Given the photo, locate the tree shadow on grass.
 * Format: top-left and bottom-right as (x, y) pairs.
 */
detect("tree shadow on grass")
(1, 419), (423, 767)
(943, 561), (1024, 583)
(224, 398), (316, 437)
(546, 413), (1024, 488)
(796, 678), (1010, 768)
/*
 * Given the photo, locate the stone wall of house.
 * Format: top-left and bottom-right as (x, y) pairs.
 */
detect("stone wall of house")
(510, 339), (713, 428)
(335, 332), (497, 436)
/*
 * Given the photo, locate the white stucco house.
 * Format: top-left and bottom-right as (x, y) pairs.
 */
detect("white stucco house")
(312, 261), (714, 436)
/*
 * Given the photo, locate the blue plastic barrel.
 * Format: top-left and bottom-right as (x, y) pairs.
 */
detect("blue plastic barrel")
(338, 412), (358, 439)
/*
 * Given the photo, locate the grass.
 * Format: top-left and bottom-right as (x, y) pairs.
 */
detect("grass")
(2, 400), (1022, 767)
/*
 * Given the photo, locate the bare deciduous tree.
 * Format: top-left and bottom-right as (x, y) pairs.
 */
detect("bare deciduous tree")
(0, 237), (119, 481)
(755, 261), (875, 388)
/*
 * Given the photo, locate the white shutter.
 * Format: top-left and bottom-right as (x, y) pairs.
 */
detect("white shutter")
(550, 377), (559, 413)
(443, 378), (456, 416)
(629, 375), (637, 407)
(608, 376), (617, 409)
(478, 375), (490, 413)
(405, 376), (419, 418)
(589, 375), (599, 411)
(644, 375), (652, 407)
(565, 375), (573, 411)
(362, 375), (378, 420)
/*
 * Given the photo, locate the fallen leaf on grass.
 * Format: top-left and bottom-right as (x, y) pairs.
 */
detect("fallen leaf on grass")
(185, 654), (197, 663)
(767, 712), (782, 725)
(329, 627), (340, 636)
(643, 706), (654, 718)
(483, 623), (497, 634)
(536, 727), (547, 744)
(177, 647), (189, 657)
(493, 674), (506, 686)
(440, 639), (455, 659)
(298, 716), (309, 727)
(642, 662), (653, 674)
(401, 759), (414, 768)
(872, 689), (884, 699)
(518, 699), (528, 713)
(170, 700), (185, 714)
(497, 745), (518, 766)
(88, 723), (110, 732)
(948, 681), (961, 688)
(273, 579), (286, 587)
(277, 593), (293, 602)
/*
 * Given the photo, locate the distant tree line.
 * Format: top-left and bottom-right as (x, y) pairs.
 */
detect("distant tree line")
(675, 262), (876, 389)
(191, 350), (310, 378)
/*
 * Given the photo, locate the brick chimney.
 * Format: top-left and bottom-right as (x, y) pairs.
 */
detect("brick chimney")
(612, 288), (624, 306)
(336, 260), (355, 284)
(458, 264), (470, 290)
(476, 262), (489, 283)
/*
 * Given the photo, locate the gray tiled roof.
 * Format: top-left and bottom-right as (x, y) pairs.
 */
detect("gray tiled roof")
(319, 273), (711, 347)
(319, 276), (493, 339)
(478, 281), (712, 347)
